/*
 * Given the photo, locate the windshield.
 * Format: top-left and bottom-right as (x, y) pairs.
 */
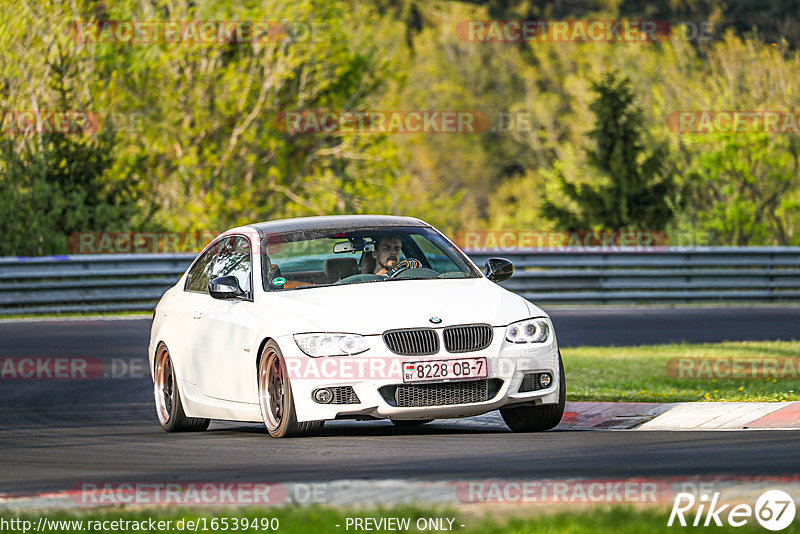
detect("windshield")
(260, 226), (479, 291)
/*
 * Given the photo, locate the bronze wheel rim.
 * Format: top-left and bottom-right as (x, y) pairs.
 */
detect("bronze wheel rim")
(154, 346), (174, 425)
(259, 351), (285, 432)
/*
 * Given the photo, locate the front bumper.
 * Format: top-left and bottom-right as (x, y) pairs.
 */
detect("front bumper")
(277, 327), (561, 423)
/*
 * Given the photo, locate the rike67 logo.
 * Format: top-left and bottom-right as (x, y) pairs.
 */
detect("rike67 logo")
(669, 490), (796, 530)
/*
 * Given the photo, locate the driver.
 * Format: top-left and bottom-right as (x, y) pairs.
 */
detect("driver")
(372, 235), (403, 275)
(372, 235), (422, 276)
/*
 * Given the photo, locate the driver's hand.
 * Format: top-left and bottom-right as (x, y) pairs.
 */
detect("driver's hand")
(386, 258), (422, 276)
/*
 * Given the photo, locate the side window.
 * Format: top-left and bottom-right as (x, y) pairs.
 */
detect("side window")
(211, 236), (252, 297)
(185, 242), (218, 293)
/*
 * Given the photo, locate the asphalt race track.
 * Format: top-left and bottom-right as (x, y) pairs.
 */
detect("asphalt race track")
(1, 307), (799, 497)
(550, 306), (800, 346)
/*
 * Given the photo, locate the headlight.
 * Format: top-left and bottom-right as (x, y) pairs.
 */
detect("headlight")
(505, 318), (550, 343)
(293, 333), (369, 357)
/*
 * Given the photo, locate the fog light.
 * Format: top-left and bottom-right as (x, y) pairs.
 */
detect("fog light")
(540, 373), (552, 388)
(313, 388), (333, 404)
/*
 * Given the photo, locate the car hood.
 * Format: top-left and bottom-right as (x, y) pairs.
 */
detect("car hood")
(266, 277), (540, 335)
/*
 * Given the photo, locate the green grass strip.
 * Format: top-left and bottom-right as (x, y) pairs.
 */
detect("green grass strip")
(564, 340), (800, 402)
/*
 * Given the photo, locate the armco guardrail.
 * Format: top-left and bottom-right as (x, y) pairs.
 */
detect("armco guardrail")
(0, 253), (196, 315)
(468, 248), (800, 304)
(1, 248), (799, 315)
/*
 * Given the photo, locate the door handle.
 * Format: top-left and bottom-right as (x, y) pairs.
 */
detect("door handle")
(191, 310), (203, 319)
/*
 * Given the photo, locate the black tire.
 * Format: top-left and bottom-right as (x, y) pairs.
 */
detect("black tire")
(500, 351), (566, 432)
(258, 341), (324, 438)
(391, 419), (434, 427)
(154, 343), (210, 432)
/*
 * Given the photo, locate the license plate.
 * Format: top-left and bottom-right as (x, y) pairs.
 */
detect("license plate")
(402, 357), (488, 383)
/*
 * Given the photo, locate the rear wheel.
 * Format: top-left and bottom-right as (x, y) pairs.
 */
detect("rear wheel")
(153, 344), (210, 432)
(500, 351), (566, 432)
(258, 341), (323, 438)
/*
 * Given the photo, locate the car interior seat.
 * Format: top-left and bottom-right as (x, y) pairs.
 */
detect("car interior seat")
(360, 252), (376, 274)
(323, 257), (359, 282)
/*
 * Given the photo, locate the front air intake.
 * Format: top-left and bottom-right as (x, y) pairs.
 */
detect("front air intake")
(379, 379), (503, 408)
(518, 373), (551, 392)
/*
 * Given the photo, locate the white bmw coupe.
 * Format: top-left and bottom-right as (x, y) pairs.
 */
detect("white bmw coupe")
(149, 215), (565, 437)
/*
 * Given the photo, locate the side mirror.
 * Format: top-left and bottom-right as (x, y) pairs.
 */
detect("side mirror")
(485, 257), (514, 283)
(208, 276), (244, 300)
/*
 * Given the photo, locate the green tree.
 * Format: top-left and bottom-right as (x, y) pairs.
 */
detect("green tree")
(541, 72), (677, 231)
(681, 134), (800, 246)
(0, 14), (144, 256)
(0, 129), (142, 256)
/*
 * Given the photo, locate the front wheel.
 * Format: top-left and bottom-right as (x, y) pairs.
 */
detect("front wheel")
(153, 343), (210, 432)
(258, 341), (323, 438)
(500, 351), (566, 432)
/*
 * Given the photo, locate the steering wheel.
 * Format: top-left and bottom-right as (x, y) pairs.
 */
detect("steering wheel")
(386, 258), (422, 278)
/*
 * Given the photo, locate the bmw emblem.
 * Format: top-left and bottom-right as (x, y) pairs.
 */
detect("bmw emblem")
(429, 317), (442, 324)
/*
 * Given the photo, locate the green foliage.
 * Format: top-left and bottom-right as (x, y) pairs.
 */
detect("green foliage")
(681, 134), (800, 245)
(0, 130), (140, 256)
(565, 341), (800, 403)
(540, 72), (676, 231)
(618, 0), (800, 49)
(1, 0), (800, 254)
(0, 6), (145, 256)
(93, 0), (406, 231)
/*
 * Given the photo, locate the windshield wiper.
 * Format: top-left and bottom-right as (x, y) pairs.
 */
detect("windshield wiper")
(286, 278), (386, 290)
(382, 276), (439, 282)
(281, 283), (339, 291)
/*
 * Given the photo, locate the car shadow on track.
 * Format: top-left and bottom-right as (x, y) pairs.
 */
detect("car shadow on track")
(205, 419), (572, 438)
